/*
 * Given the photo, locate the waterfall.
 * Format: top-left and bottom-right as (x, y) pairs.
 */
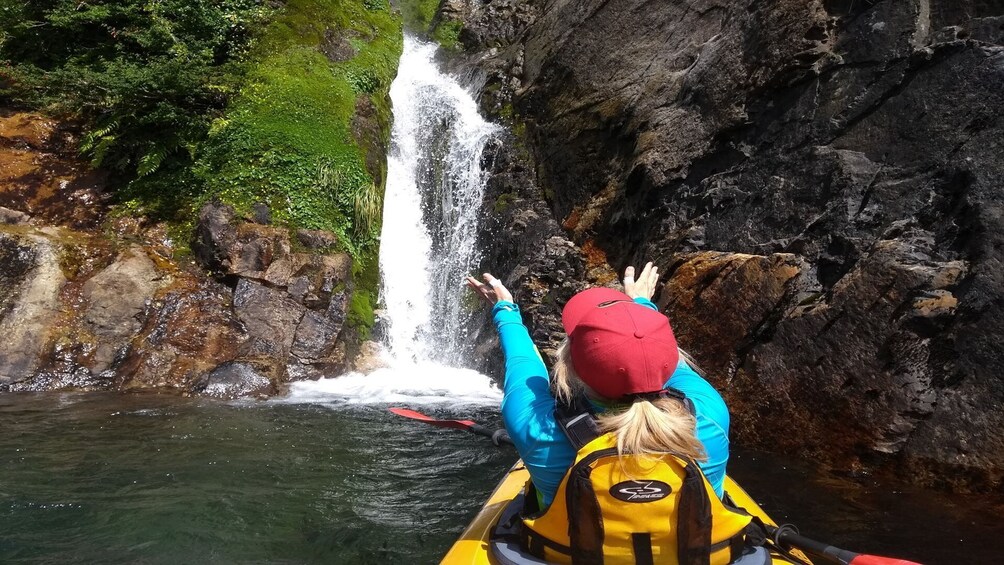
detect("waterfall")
(382, 37), (500, 364)
(283, 37), (502, 406)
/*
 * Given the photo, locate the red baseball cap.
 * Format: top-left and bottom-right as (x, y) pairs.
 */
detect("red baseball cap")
(561, 288), (679, 399)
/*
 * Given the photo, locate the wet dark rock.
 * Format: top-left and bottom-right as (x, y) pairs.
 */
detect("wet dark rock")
(251, 202), (271, 225)
(6, 366), (109, 393)
(193, 202), (239, 274)
(194, 361), (274, 399)
(117, 281), (247, 392)
(321, 28), (358, 63)
(233, 278), (305, 358)
(352, 95), (386, 187)
(473, 139), (588, 373)
(454, 0), (1004, 489)
(291, 310), (341, 361)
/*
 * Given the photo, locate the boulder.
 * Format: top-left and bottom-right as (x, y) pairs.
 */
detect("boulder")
(233, 278), (306, 358)
(81, 247), (164, 373)
(296, 228), (339, 249)
(116, 280), (248, 392)
(194, 361), (274, 399)
(0, 233), (65, 384)
(193, 202), (292, 278)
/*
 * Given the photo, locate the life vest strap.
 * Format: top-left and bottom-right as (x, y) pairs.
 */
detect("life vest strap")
(530, 393), (755, 565)
(631, 533), (655, 565)
(554, 393), (601, 450)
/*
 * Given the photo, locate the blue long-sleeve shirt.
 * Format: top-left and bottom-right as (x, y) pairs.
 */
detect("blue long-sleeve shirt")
(493, 298), (730, 508)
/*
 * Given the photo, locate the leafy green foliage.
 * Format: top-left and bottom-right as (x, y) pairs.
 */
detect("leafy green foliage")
(197, 0), (402, 256)
(432, 20), (463, 50)
(363, 0), (389, 11)
(0, 0), (271, 177)
(397, 0), (441, 34)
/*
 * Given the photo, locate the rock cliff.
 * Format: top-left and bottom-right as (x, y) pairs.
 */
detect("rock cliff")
(450, 0), (1004, 490)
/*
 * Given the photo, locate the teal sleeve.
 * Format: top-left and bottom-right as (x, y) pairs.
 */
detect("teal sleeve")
(633, 297), (658, 310)
(492, 301), (576, 508)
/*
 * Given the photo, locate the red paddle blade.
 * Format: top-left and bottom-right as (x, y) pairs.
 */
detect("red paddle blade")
(851, 556), (923, 565)
(388, 407), (477, 430)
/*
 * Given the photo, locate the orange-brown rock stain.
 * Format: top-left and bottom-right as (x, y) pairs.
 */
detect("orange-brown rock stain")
(581, 239), (619, 285)
(0, 110), (108, 229)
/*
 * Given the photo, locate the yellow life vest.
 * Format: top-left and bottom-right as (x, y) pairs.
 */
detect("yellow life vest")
(519, 395), (755, 565)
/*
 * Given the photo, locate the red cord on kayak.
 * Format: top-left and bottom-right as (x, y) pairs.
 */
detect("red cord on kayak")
(850, 557), (923, 565)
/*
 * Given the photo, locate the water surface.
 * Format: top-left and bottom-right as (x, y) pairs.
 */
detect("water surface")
(4, 392), (1004, 564)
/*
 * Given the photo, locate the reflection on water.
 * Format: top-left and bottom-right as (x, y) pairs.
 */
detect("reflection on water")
(2, 392), (1003, 564)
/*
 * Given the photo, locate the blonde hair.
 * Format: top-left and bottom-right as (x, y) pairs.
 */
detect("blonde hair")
(553, 338), (707, 462)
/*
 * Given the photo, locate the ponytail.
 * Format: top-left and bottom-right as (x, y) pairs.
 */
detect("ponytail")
(551, 338), (706, 461)
(596, 398), (707, 462)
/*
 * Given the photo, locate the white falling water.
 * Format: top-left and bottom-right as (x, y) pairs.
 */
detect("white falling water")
(284, 37), (502, 406)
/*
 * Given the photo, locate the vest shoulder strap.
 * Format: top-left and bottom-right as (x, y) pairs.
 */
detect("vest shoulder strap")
(553, 392), (600, 450)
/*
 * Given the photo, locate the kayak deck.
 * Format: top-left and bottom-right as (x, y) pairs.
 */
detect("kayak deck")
(441, 462), (811, 564)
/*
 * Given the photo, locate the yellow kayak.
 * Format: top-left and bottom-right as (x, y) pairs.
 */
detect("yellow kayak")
(441, 462), (812, 565)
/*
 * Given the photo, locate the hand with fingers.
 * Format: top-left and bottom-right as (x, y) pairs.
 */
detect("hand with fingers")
(623, 261), (659, 301)
(466, 273), (514, 306)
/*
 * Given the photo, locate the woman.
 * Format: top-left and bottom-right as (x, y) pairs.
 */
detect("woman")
(467, 263), (750, 564)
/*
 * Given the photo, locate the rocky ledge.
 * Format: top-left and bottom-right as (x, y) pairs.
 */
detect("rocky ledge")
(0, 112), (372, 398)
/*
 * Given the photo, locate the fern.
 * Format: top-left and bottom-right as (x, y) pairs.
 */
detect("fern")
(137, 147), (168, 178)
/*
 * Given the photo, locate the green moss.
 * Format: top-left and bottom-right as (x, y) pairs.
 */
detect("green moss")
(347, 288), (377, 339)
(197, 0), (403, 259)
(398, 0), (441, 34)
(345, 240), (381, 339)
(432, 20), (463, 50)
(494, 192), (516, 213)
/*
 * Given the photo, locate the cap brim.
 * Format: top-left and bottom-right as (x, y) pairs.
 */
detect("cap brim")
(561, 287), (633, 335)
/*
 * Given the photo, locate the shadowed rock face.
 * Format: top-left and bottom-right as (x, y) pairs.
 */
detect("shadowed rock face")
(451, 0), (1004, 489)
(0, 110), (108, 229)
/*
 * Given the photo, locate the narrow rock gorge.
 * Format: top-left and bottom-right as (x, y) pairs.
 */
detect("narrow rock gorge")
(444, 0), (1004, 491)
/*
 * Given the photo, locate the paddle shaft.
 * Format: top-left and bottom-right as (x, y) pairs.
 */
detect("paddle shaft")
(388, 407), (513, 446)
(769, 525), (921, 565)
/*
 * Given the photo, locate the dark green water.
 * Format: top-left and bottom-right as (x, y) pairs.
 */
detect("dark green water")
(2, 393), (1003, 564)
